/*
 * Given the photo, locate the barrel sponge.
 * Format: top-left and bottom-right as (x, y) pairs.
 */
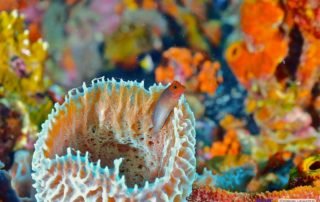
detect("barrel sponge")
(32, 77), (196, 201)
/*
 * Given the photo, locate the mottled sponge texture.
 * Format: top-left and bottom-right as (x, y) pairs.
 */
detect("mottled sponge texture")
(32, 78), (196, 201)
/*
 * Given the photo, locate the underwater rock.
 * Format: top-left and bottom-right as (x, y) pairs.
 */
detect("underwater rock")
(32, 77), (196, 201)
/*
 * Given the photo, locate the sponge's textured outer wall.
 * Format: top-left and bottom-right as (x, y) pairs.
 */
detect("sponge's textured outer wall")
(32, 77), (196, 202)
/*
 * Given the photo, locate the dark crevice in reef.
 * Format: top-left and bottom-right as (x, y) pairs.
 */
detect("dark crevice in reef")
(309, 161), (320, 171)
(275, 25), (303, 82)
(307, 81), (320, 129)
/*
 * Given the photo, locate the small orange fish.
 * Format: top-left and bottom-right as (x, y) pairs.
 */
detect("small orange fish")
(152, 81), (185, 134)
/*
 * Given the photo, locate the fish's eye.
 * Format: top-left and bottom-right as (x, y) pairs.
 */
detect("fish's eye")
(173, 85), (177, 89)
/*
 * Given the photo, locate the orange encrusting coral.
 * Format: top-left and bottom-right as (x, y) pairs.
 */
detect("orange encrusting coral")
(155, 47), (222, 95)
(287, 0), (320, 39)
(155, 65), (175, 84)
(163, 47), (194, 78)
(189, 185), (320, 201)
(197, 61), (221, 94)
(205, 129), (241, 158)
(28, 22), (42, 43)
(0, 0), (28, 10)
(240, 0), (284, 46)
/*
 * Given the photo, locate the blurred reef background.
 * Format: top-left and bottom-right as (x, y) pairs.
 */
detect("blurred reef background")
(0, 0), (319, 201)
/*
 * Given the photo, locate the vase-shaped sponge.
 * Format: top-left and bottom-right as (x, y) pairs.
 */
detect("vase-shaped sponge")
(32, 77), (196, 202)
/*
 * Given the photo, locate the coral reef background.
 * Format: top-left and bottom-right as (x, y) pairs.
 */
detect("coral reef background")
(0, 0), (319, 201)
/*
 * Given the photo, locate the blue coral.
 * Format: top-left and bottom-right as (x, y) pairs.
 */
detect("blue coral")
(213, 165), (255, 191)
(196, 165), (255, 192)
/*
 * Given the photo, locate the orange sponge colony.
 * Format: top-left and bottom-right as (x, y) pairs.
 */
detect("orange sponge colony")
(155, 47), (222, 95)
(32, 78), (196, 201)
(205, 130), (241, 158)
(225, 0), (288, 87)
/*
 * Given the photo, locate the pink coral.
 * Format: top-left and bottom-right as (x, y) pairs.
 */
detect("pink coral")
(90, 0), (121, 35)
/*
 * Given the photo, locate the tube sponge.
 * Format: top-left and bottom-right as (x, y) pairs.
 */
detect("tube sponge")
(32, 77), (196, 201)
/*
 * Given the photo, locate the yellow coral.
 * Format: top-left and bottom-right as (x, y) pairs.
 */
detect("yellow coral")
(0, 10), (49, 96)
(105, 25), (152, 68)
(299, 155), (320, 177)
(0, 10), (54, 151)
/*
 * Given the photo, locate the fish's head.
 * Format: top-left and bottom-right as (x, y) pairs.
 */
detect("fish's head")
(169, 81), (185, 99)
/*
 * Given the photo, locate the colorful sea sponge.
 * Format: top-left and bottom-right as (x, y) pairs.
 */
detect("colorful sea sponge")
(204, 129), (241, 158)
(225, 35), (288, 87)
(244, 79), (319, 152)
(240, 0), (284, 46)
(32, 78), (196, 201)
(225, 0), (288, 87)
